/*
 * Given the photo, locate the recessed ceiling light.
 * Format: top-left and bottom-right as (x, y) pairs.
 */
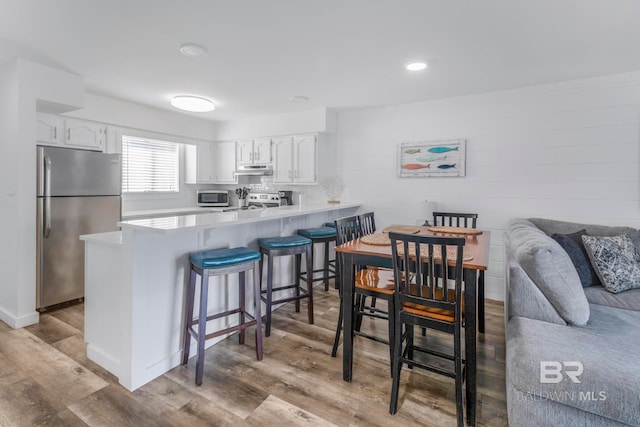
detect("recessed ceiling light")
(179, 43), (208, 58)
(289, 96), (309, 103)
(406, 62), (428, 71)
(171, 95), (215, 112)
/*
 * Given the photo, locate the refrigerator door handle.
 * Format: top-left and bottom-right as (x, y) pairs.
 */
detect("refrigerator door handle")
(44, 156), (52, 238)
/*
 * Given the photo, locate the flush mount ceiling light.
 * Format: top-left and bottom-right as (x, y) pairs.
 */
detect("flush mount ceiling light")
(406, 62), (428, 71)
(171, 95), (215, 112)
(289, 96), (309, 103)
(179, 43), (208, 58)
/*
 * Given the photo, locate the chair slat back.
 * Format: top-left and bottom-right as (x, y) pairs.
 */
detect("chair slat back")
(334, 215), (361, 246)
(358, 212), (376, 236)
(389, 232), (465, 324)
(432, 212), (478, 229)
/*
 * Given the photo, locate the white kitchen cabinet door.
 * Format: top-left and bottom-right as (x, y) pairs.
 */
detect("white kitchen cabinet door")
(237, 138), (272, 164)
(237, 140), (254, 165)
(293, 135), (317, 184)
(185, 142), (214, 184)
(213, 141), (237, 184)
(64, 118), (105, 151)
(36, 113), (63, 145)
(273, 137), (294, 183)
(253, 138), (272, 164)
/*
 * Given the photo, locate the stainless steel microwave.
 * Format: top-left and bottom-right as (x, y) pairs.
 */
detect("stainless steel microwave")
(197, 190), (229, 207)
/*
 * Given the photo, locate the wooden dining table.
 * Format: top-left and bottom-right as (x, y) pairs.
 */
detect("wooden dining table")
(335, 225), (490, 426)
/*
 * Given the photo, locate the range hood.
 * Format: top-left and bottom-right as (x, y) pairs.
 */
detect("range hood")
(235, 164), (273, 176)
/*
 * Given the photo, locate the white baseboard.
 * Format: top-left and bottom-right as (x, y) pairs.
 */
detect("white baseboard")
(0, 306), (39, 329)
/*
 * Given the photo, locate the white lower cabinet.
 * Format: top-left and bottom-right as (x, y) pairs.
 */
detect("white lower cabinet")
(273, 134), (317, 184)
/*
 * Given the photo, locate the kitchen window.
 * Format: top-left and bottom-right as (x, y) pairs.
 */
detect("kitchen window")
(121, 135), (179, 193)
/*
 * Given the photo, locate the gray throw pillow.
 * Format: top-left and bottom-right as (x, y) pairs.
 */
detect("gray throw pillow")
(551, 230), (600, 288)
(582, 234), (640, 294)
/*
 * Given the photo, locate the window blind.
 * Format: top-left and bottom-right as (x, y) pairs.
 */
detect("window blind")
(122, 135), (179, 193)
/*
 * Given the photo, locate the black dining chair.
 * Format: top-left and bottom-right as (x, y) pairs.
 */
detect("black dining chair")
(331, 215), (395, 369)
(388, 232), (466, 426)
(428, 211), (485, 334)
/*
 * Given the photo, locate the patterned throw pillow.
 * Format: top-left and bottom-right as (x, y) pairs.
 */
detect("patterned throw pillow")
(582, 234), (640, 294)
(551, 230), (600, 288)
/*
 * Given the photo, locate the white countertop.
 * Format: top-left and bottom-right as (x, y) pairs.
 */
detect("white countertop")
(122, 206), (226, 219)
(118, 201), (360, 234)
(80, 231), (123, 246)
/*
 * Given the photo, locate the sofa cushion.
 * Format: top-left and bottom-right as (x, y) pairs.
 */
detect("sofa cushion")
(507, 265), (566, 325)
(507, 305), (640, 426)
(584, 285), (640, 311)
(551, 230), (600, 288)
(508, 219), (590, 325)
(529, 218), (637, 239)
(582, 234), (640, 294)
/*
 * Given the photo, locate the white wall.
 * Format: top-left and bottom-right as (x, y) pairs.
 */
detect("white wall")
(0, 59), (85, 327)
(216, 107), (336, 141)
(337, 71), (640, 301)
(63, 93), (220, 213)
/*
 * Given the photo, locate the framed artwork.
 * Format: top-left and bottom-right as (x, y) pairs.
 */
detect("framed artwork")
(397, 139), (466, 178)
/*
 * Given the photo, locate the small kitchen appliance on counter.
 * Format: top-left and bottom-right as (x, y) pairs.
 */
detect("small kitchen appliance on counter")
(197, 190), (230, 207)
(247, 191), (293, 208)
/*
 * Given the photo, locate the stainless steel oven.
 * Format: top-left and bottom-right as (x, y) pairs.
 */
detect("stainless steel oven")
(197, 190), (229, 207)
(246, 191), (293, 208)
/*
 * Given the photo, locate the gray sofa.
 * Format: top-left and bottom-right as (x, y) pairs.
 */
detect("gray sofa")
(505, 218), (640, 427)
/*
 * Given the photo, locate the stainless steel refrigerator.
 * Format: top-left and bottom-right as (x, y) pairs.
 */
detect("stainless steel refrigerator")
(36, 146), (122, 310)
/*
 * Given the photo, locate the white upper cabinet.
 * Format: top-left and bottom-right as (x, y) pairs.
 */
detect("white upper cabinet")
(36, 113), (63, 145)
(185, 142), (214, 184)
(273, 134), (317, 184)
(36, 114), (106, 151)
(63, 118), (106, 151)
(212, 141), (238, 184)
(237, 138), (272, 165)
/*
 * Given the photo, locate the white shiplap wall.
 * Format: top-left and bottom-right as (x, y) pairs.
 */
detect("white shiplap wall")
(336, 71), (640, 301)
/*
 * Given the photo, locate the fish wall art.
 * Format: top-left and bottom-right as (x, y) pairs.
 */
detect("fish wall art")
(397, 139), (466, 177)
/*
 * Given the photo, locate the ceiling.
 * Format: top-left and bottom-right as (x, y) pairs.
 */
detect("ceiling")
(2, 0), (640, 122)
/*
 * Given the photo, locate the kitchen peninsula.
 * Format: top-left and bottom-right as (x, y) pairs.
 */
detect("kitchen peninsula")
(80, 201), (359, 391)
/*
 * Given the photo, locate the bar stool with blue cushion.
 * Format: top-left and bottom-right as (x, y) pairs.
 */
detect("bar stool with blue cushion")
(297, 226), (338, 291)
(182, 247), (263, 386)
(258, 235), (313, 336)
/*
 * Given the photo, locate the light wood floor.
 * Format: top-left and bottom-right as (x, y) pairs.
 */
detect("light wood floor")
(0, 285), (507, 426)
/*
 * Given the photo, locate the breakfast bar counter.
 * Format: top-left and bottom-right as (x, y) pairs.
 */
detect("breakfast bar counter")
(81, 201), (360, 391)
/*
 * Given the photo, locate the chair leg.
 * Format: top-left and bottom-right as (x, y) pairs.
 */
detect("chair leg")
(265, 254), (274, 337)
(239, 271), (246, 345)
(478, 270), (485, 333)
(387, 295), (395, 377)
(294, 254), (301, 313)
(454, 322), (464, 426)
(253, 260), (263, 360)
(389, 314), (404, 415)
(182, 266), (197, 365)
(331, 295), (343, 357)
(323, 241), (330, 291)
(305, 245), (314, 325)
(195, 273), (209, 386)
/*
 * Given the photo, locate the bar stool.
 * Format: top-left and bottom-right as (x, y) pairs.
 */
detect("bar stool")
(258, 235), (313, 336)
(182, 247), (263, 386)
(297, 226), (337, 291)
